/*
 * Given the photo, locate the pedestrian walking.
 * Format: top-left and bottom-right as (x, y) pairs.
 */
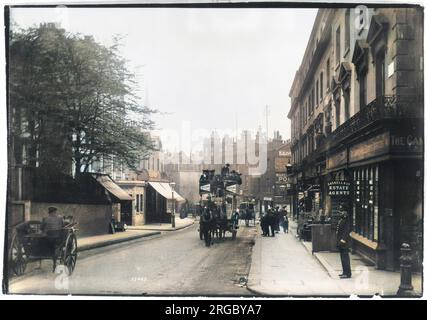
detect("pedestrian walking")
(283, 213), (289, 233)
(336, 204), (352, 278)
(267, 209), (275, 237)
(274, 206), (280, 233)
(260, 213), (269, 236)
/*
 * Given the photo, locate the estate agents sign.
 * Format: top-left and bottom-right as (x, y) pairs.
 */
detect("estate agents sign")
(328, 181), (350, 196)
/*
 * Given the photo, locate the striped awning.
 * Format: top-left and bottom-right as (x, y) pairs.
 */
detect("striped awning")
(148, 182), (185, 202)
(95, 175), (133, 201)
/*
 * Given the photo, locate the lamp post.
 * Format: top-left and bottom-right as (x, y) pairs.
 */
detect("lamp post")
(170, 182), (176, 228)
(285, 160), (294, 217)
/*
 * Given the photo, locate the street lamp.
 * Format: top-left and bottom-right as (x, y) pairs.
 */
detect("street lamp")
(170, 182), (176, 228)
(286, 160), (293, 174)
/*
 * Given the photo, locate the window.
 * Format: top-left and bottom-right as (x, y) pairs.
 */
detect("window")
(353, 165), (379, 241)
(343, 89), (350, 121)
(335, 26), (341, 65)
(326, 59), (330, 89)
(359, 72), (367, 109)
(320, 72), (324, 100)
(335, 98), (341, 128)
(136, 194), (140, 212)
(312, 88), (315, 112)
(304, 101), (308, 124)
(139, 194), (144, 213)
(316, 80), (319, 105)
(345, 9), (350, 53)
(375, 50), (386, 98)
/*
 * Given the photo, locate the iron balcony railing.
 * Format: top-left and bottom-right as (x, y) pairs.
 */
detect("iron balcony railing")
(292, 95), (423, 170)
(329, 95), (423, 146)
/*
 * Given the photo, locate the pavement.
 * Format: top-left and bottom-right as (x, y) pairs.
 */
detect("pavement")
(78, 229), (161, 251)
(126, 217), (195, 231)
(77, 217), (195, 251)
(246, 218), (422, 297)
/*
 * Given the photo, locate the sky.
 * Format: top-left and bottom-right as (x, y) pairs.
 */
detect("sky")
(10, 6), (317, 152)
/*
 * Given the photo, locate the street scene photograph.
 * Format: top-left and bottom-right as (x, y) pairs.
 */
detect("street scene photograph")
(2, 1), (424, 298)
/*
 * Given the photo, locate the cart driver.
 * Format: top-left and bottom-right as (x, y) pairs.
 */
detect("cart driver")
(41, 206), (64, 233)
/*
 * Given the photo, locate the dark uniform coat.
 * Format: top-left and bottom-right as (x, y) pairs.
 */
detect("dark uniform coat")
(336, 214), (351, 249)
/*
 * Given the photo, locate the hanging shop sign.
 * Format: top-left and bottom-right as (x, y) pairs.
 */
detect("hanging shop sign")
(306, 184), (321, 193)
(275, 173), (288, 184)
(199, 184), (211, 193)
(226, 184), (238, 194)
(328, 181), (350, 196)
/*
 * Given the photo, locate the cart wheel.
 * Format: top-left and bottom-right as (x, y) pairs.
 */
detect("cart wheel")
(62, 233), (77, 275)
(232, 230), (237, 240)
(9, 233), (27, 276)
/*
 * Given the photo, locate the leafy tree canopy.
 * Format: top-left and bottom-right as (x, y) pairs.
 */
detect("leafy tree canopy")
(10, 23), (157, 177)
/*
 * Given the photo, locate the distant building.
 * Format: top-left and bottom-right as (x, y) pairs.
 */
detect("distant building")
(253, 131), (291, 213)
(91, 134), (166, 182)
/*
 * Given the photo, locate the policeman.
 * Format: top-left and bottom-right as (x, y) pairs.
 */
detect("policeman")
(336, 204), (352, 278)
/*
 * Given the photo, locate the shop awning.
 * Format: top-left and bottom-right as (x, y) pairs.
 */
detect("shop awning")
(95, 175), (133, 201)
(148, 182), (185, 202)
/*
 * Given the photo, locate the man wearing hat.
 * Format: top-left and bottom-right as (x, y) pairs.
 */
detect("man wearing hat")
(41, 206), (64, 232)
(336, 204), (352, 278)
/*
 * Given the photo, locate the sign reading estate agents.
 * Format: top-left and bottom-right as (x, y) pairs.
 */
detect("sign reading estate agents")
(328, 181), (350, 196)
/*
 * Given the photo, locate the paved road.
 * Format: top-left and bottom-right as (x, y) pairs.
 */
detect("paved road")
(7, 224), (257, 296)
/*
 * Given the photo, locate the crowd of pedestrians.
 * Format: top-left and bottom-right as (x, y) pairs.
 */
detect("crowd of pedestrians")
(260, 206), (289, 236)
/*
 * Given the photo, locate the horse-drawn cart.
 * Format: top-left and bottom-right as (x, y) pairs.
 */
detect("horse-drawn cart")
(9, 216), (78, 276)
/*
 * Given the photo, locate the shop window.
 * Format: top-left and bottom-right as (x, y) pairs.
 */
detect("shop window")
(353, 164), (379, 241)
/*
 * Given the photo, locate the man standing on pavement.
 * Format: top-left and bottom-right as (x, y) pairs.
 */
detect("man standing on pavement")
(336, 204), (351, 279)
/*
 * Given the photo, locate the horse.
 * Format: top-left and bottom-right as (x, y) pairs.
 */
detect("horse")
(216, 207), (228, 240)
(200, 207), (215, 247)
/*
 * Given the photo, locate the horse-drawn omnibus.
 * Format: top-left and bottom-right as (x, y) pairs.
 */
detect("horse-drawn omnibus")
(198, 166), (242, 247)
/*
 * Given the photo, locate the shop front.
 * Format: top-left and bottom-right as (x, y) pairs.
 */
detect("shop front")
(326, 125), (423, 271)
(145, 181), (185, 224)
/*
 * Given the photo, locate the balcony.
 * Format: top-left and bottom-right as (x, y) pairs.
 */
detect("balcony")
(328, 95), (423, 146)
(291, 95), (423, 173)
